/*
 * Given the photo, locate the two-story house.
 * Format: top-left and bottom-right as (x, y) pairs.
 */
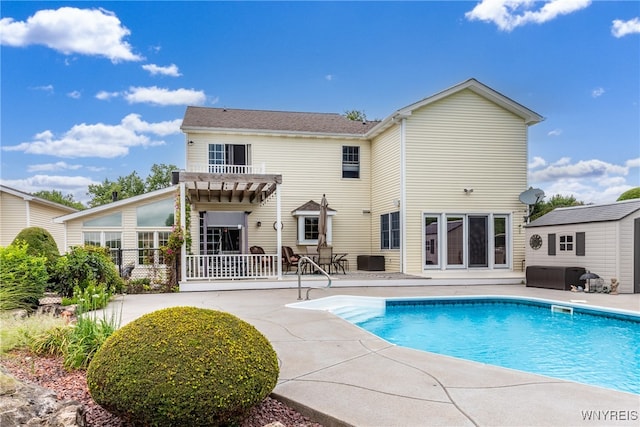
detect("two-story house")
(55, 78), (543, 290)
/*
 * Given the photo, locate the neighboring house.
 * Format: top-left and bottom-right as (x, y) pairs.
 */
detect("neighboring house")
(54, 187), (177, 281)
(0, 185), (77, 253)
(525, 199), (640, 294)
(53, 78), (544, 290)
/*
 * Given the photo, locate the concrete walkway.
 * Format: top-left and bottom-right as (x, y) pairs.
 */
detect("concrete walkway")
(102, 284), (640, 426)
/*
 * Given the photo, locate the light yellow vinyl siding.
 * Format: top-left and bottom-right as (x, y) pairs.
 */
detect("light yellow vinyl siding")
(403, 89), (528, 274)
(370, 125), (401, 271)
(185, 133), (372, 268)
(1, 192), (28, 246)
(0, 191), (70, 252)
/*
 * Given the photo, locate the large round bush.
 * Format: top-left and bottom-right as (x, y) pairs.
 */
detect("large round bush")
(87, 306), (279, 426)
(11, 226), (60, 276)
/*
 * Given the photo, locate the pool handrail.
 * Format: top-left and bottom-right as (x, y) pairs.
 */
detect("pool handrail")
(297, 255), (332, 300)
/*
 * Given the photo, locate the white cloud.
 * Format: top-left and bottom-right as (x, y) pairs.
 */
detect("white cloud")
(31, 84), (54, 93)
(553, 157), (571, 166)
(67, 90), (81, 99)
(528, 157), (634, 203)
(528, 156), (547, 169)
(27, 161), (83, 172)
(1, 175), (98, 204)
(465, 0), (591, 32)
(1, 114), (182, 159)
(124, 86), (206, 106)
(626, 157), (640, 168)
(612, 17), (640, 38)
(0, 7), (142, 62)
(95, 90), (120, 100)
(547, 129), (562, 136)
(591, 87), (605, 98)
(142, 63), (181, 77)
(325, 74), (334, 81)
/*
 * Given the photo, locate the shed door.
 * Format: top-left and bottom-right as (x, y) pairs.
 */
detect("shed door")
(635, 218), (639, 293)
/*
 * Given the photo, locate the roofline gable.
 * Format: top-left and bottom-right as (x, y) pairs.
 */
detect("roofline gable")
(54, 185), (177, 223)
(1, 184), (79, 213)
(366, 78), (544, 138)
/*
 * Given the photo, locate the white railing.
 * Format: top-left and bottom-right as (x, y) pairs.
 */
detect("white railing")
(188, 163), (266, 174)
(186, 254), (278, 280)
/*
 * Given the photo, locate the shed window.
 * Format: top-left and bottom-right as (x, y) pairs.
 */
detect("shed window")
(559, 235), (573, 252)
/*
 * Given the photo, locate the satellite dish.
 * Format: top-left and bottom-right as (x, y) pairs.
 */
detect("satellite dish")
(519, 187), (545, 205)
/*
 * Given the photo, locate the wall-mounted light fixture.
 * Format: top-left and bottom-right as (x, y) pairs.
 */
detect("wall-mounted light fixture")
(256, 221), (262, 227)
(392, 199), (400, 207)
(362, 209), (371, 214)
(464, 188), (474, 194)
(188, 140), (194, 145)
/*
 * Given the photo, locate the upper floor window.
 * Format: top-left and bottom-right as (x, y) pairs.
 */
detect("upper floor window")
(209, 144), (251, 173)
(381, 212), (400, 249)
(559, 235), (573, 251)
(342, 146), (360, 178)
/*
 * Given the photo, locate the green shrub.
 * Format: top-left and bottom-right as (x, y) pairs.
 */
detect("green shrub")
(62, 281), (112, 312)
(0, 312), (67, 354)
(126, 278), (151, 294)
(87, 307), (279, 426)
(64, 312), (119, 370)
(11, 226), (60, 267)
(0, 243), (48, 311)
(50, 246), (123, 297)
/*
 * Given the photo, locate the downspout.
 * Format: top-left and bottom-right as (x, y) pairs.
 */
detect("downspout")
(276, 182), (282, 279)
(180, 182), (187, 283)
(400, 118), (407, 274)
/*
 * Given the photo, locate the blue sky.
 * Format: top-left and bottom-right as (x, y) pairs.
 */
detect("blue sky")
(1, 1), (639, 205)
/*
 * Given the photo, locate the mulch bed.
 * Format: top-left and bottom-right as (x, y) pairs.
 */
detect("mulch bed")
(0, 350), (322, 427)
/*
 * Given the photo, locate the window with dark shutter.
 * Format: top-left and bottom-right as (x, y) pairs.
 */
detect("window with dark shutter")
(548, 233), (556, 256)
(576, 232), (585, 256)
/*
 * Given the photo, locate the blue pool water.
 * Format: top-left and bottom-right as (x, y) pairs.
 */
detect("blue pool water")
(346, 298), (640, 394)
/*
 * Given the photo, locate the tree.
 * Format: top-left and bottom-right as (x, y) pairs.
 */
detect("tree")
(146, 163), (178, 192)
(529, 194), (583, 221)
(87, 172), (145, 207)
(33, 190), (85, 210)
(617, 187), (640, 201)
(344, 109), (367, 121)
(86, 164), (178, 207)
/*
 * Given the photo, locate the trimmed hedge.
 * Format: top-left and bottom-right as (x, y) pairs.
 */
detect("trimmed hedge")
(87, 306), (279, 426)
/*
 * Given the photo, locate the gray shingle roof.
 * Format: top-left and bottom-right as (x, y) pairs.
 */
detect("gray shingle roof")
(526, 199), (640, 227)
(182, 106), (380, 136)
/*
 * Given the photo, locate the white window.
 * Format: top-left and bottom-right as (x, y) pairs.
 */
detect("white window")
(380, 212), (400, 249)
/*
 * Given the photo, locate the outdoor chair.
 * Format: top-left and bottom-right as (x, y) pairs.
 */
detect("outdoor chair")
(250, 246), (271, 271)
(282, 246), (301, 273)
(317, 247), (333, 274)
(332, 253), (348, 274)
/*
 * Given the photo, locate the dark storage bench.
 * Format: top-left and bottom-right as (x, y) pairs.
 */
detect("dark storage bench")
(526, 266), (586, 290)
(357, 255), (385, 271)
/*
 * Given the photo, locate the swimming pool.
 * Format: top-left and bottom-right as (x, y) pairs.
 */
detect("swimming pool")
(290, 295), (640, 395)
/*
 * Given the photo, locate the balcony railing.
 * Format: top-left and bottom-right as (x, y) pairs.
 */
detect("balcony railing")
(185, 253), (278, 280)
(188, 163), (266, 174)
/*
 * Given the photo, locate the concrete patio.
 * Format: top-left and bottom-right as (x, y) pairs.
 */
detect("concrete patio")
(102, 283), (640, 426)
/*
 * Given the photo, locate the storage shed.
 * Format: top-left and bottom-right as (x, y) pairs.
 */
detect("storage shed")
(525, 199), (640, 294)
